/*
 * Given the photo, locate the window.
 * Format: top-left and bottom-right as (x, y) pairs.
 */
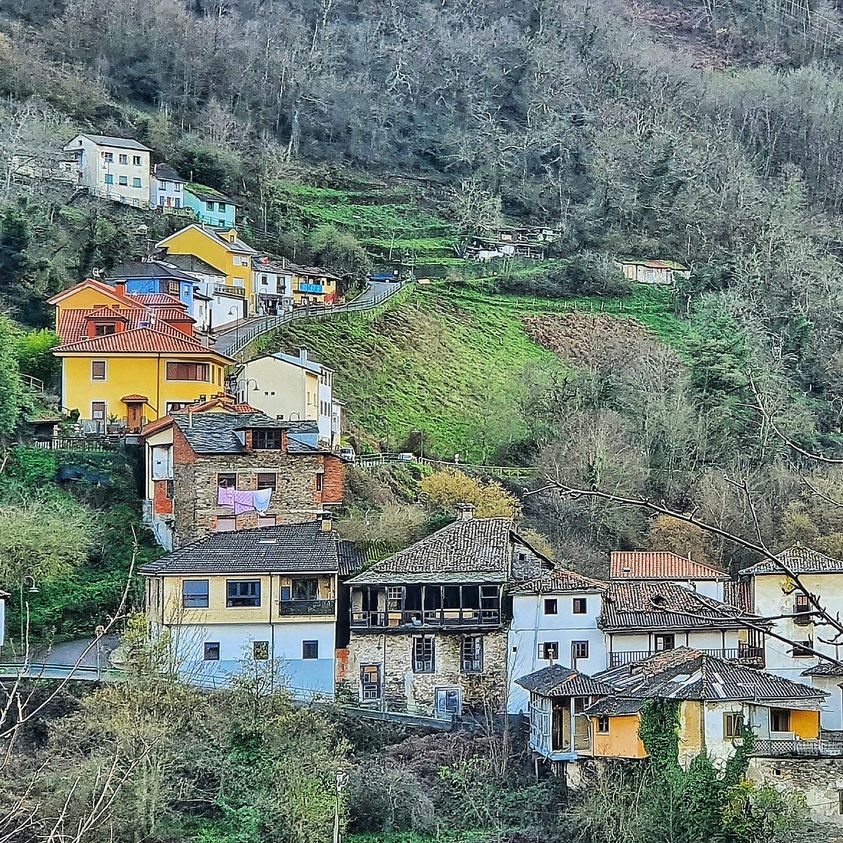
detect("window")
(261, 274), (268, 285)
(167, 281), (180, 295)
(413, 636), (435, 673)
(102, 152), (114, 162)
(91, 360), (106, 381)
(118, 175), (128, 186)
(792, 639), (813, 658)
(539, 642), (559, 660)
(159, 182), (166, 191)
(794, 593), (812, 625)
(94, 322), (116, 336)
(724, 712), (744, 739)
(573, 597), (587, 614)
(252, 429), (282, 449)
(572, 641), (589, 661)
(182, 580), (209, 608)
(132, 177), (142, 188)
(435, 687), (461, 716)
(165, 480), (174, 499)
(104, 174), (114, 185)
(461, 636), (483, 673)
(166, 362), (210, 381)
(361, 664), (381, 700)
(654, 634), (675, 652)
(132, 155), (142, 166)
(839, 789), (843, 816)
(91, 401), (106, 421)
(217, 472), (237, 489)
(256, 472), (276, 491)
(204, 642), (220, 660)
(386, 586), (403, 610)
(174, 182), (182, 192)
(302, 640), (319, 660)
(227, 580), (261, 608)
(218, 202), (227, 212)
(770, 708), (791, 733)
(216, 517), (236, 532)
(544, 599), (558, 615)
(292, 578), (318, 600)
(315, 473), (324, 492)
(118, 154), (128, 164)
(206, 201), (215, 212)
(253, 640), (269, 660)
(597, 715), (610, 734)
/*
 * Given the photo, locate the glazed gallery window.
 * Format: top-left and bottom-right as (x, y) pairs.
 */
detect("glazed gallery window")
(166, 362), (210, 381)
(226, 580), (261, 608)
(182, 579), (209, 608)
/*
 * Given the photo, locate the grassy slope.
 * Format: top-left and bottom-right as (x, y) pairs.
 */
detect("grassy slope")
(254, 282), (684, 462)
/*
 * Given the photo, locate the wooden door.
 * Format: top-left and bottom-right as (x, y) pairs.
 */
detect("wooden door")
(126, 402), (143, 431)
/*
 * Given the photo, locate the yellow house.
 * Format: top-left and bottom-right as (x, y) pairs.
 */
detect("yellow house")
(289, 264), (340, 306)
(140, 521), (341, 697)
(157, 224), (258, 315)
(50, 278), (232, 431)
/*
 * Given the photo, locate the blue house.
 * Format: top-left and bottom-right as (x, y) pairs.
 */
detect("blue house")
(183, 183), (238, 228)
(106, 261), (198, 315)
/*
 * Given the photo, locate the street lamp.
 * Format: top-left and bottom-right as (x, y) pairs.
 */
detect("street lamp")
(239, 378), (259, 405)
(19, 574), (38, 649)
(227, 306), (241, 350)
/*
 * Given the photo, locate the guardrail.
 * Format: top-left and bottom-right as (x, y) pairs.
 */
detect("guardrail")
(355, 454), (535, 477)
(216, 281), (407, 359)
(20, 374), (45, 393)
(0, 662), (122, 682)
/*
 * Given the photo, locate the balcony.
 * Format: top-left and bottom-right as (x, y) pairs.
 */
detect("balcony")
(215, 284), (245, 298)
(751, 737), (843, 758)
(297, 282), (325, 294)
(609, 647), (765, 669)
(351, 607), (501, 631)
(279, 599), (336, 617)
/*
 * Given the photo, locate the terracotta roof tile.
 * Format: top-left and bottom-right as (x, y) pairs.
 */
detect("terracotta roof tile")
(130, 293), (185, 306)
(610, 551), (726, 581)
(54, 326), (228, 357)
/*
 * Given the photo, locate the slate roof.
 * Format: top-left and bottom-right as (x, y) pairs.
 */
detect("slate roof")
(153, 163), (186, 183)
(139, 523), (340, 576)
(599, 581), (760, 632)
(338, 541), (372, 577)
(610, 551), (726, 581)
(347, 517), (516, 585)
(741, 545), (843, 576)
(591, 648), (826, 705)
(510, 567), (607, 595)
(107, 261), (198, 283)
(291, 264), (342, 281)
(158, 225), (256, 255)
(162, 253), (226, 278)
(66, 134), (150, 151)
(584, 698), (644, 716)
(516, 664), (616, 697)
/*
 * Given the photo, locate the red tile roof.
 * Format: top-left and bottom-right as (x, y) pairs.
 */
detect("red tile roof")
(86, 305), (132, 320)
(48, 278), (141, 308)
(121, 394), (149, 402)
(57, 305), (194, 344)
(131, 293), (184, 306)
(54, 326), (229, 358)
(610, 551), (726, 581)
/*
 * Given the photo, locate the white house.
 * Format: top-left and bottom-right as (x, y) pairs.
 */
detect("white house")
(253, 257), (294, 316)
(161, 253), (246, 330)
(508, 568), (608, 714)
(609, 550), (729, 601)
(63, 135), (151, 208)
(234, 349), (341, 448)
(140, 522), (350, 697)
(150, 162), (187, 211)
(742, 545), (843, 730)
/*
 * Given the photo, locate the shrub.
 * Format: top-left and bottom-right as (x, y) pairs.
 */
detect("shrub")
(419, 470), (519, 518)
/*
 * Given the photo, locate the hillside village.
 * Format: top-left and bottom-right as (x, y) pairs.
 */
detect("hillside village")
(0, 124), (841, 842)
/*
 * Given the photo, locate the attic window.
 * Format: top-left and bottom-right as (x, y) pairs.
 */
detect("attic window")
(252, 429), (282, 449)
(94, 323), (116, 336)
(651, 594), (667, 607)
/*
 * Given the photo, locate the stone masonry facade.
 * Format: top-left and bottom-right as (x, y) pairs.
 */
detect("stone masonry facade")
(342, 628), (509, 714)
(169, 423), (343, 546)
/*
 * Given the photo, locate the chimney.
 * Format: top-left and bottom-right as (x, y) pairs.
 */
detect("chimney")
(114, 280), (127, 297)
(455, 503), (476, 522)
(299, 347), (308, 364)
(320, 512), (333, 532)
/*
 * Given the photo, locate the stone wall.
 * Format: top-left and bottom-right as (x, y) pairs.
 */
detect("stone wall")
(343, 628), (508, 714)
(748, 757), (843, 828)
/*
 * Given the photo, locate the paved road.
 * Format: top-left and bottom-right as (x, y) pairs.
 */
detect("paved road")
(212, 280), (400, 357)
(28, 635), (120, 668)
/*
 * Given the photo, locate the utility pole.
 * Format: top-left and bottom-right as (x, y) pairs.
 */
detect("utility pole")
(333, 771), (349, 843)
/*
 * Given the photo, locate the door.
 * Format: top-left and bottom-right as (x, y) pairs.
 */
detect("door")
(91, 401), (106, 432)
(361, 664), (381, 701)
(126, 402), (143, 432)
(551, 703), (566, 751)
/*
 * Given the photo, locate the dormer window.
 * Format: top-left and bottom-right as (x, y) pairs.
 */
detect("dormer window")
(252, 429), (282, 449)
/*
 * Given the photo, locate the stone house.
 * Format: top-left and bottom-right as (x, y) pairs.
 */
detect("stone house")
(340, 506), (548, 717)
(141, 399), (343, 550)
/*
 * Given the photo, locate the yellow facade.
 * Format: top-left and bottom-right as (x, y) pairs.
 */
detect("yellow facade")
(591, 714), (648, 759)
(59, 353), (227, 423)
(292, 273), (338, 306)
(792, 708), (820, 739)
(679, 701), (704, 757)
(158, 226), (255, 306)
(151, 573), (337, 626)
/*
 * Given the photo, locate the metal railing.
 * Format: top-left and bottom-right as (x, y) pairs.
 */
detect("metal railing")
(751, 738), (843, 758)
(32, 437), (118, 452)
(216, 280), (407, 358)
(351, 607), (501, 629)
(609, 647), (765, 668)
(355, 453), (535, 477)
(279, 599), (336, 616)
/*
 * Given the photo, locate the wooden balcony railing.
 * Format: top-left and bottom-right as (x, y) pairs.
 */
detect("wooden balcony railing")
(609, 647), (765, 668)
(351, 608), (501, 629)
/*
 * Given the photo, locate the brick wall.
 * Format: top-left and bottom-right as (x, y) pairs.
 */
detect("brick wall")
(153, 479), (173, 515)
(320, 455), (344, 506)
(343, 629), (508, 714)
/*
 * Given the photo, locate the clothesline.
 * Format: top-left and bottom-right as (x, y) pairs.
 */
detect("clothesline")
(217, 486), (273, 514)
